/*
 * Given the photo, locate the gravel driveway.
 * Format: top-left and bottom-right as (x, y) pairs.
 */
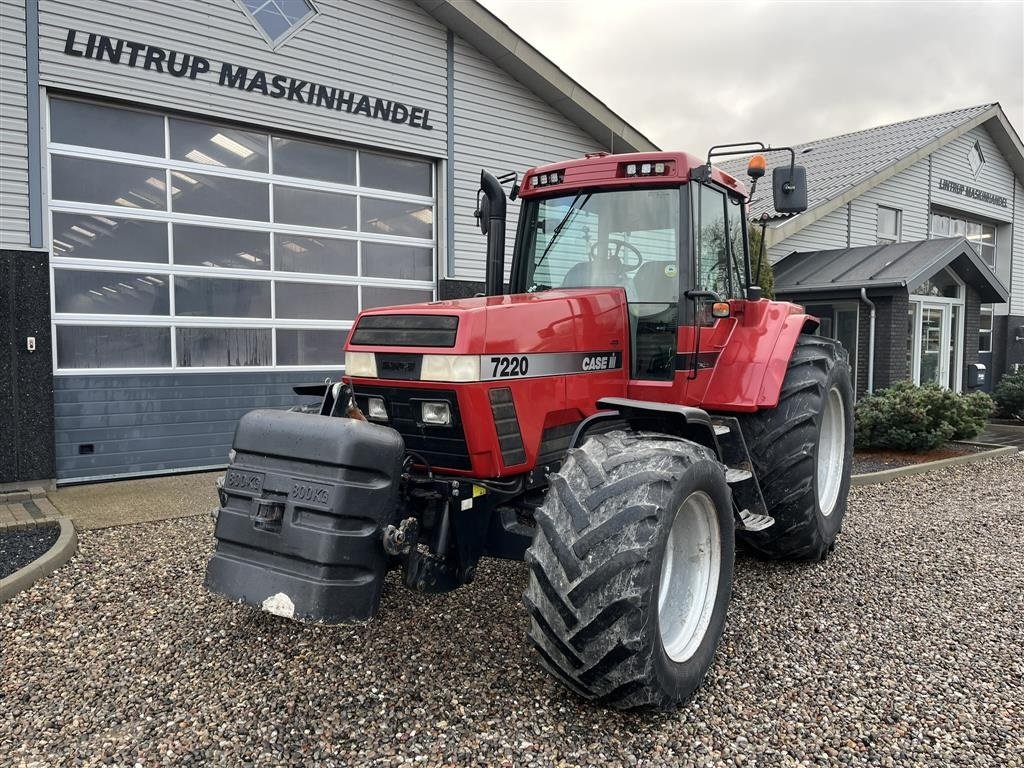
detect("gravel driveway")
(2, 455), (1022, 767)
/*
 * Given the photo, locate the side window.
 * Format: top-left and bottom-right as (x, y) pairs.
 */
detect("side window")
(694, 185), (728, 296)
(727, 195), (747, 296)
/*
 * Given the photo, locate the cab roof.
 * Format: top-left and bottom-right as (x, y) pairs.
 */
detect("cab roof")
(519, 151), (747, 198)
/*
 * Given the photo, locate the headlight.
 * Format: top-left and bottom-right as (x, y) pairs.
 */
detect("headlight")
(367, 397), (388, 420)
(420, 401), (452, 426)
(420, 354), (480, 382)
(344, 351), (377, 377)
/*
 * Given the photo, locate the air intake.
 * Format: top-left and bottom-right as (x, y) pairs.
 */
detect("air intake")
(489, 387), (526, 467)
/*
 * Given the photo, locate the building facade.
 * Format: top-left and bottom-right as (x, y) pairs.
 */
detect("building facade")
(724, 106), (1024, 398)
(0, 0), (656, 485)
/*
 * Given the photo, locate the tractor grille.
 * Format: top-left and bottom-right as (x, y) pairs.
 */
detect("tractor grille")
(349, 314), (458, 347)
(489, 387), (526, 467)
(353, 385), (470, 470)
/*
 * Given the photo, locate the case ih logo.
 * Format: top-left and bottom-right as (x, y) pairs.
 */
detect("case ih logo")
(381, 359), (416, 373)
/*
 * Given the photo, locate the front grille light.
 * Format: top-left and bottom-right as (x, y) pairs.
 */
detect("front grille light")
(367, 397), (388, 420)
(420, 401), (452, 426)
(420, 354), (480, 382)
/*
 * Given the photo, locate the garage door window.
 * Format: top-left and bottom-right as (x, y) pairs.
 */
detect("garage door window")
(48, 96), (436, 371)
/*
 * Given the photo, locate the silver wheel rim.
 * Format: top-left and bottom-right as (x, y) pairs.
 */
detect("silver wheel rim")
(816, 385), (846, 517)
(657, 491), (721, 663)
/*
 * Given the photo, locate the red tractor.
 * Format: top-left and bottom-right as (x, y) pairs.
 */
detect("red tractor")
(206, 144), (854, 709)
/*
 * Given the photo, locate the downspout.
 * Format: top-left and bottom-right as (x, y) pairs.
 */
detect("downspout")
(859, 288), (876, 394)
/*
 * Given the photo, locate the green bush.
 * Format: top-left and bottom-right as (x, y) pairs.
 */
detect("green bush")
(993, 372), (1024, 421)
(854, 381), (994, 451)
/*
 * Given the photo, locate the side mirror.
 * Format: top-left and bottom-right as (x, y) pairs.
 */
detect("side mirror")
(475, 193), (491, 235)
(772, 164), (808, 214)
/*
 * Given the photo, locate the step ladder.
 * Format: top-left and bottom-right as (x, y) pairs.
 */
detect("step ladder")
(712, 417), (776, 533)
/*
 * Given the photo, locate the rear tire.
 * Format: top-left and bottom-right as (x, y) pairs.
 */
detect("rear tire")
(736, 334), (854, 561)
(524, 431), (735, 709)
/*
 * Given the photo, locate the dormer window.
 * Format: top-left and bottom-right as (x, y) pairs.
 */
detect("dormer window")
(967, 140), (985, 178)
(238, 0), (317, 48)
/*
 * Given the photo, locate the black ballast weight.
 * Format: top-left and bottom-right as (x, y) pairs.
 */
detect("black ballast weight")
(204, 409), (405, 623)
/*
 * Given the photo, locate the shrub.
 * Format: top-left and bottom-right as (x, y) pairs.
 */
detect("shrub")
(993, 372), (1024, 421)
(854, 381), (994, 451)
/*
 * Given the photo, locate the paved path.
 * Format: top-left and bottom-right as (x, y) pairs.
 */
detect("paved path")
(48, 470), (220, 530)
(0, 489), (64, 532)
(978, 422), (1024, 450)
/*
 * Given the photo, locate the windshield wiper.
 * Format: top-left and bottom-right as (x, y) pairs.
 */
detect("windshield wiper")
(534, 192), (591, 273)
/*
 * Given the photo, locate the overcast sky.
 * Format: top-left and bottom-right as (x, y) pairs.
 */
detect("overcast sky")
(478, 0), (1024, 153)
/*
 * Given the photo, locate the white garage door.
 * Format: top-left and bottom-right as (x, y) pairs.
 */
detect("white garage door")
(47, 96), (436, 373)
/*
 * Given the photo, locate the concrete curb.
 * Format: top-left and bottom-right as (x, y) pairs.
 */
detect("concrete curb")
(0, 518), (78, 603)
(851, 444), (1019, 487)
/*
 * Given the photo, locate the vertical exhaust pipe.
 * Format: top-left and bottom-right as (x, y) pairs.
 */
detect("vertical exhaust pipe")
(478, 170), (507, 297)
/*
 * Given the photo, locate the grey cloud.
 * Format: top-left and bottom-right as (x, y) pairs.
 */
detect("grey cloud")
(479, 0), (1024, 154)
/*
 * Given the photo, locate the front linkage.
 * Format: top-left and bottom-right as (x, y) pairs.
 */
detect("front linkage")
(206, 381), (537, 622)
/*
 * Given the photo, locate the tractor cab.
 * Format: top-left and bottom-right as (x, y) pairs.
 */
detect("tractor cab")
(491, 147), (809, 398)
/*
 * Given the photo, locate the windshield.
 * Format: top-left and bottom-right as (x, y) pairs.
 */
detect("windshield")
(520, 187), (681, 303)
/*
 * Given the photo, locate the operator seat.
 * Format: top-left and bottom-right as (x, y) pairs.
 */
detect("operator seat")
(560, 258), (631, 294)
(628, 261), (678, 318)
(628, 261), (678, 379)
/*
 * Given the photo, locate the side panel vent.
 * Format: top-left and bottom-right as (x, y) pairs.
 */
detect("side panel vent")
(350, 314), (458, 347)
(489, 387), (526, 467)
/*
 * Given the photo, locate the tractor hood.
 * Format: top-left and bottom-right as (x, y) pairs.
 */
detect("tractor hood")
(345, 288), (628, 362)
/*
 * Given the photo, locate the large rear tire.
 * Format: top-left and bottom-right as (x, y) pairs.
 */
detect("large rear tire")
(524, 431), (735, 710)
(737, 334), (854, 561)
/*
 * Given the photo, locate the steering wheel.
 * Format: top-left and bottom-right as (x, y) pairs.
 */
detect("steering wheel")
(590, 239), (643, 272)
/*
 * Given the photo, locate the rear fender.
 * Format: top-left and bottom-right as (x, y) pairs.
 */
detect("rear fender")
(757, 313), (819, 408)
(701, 301), (819, 411)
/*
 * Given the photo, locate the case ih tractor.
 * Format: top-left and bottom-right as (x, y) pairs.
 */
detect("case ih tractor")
(205, 144), (854, 709)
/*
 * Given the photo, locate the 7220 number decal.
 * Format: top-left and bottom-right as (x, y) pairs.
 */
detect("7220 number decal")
(490, 355), (530, 378)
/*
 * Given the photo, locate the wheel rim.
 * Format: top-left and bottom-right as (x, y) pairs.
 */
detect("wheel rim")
(657, 491), (721, 663)
(816, 385), (846, 517)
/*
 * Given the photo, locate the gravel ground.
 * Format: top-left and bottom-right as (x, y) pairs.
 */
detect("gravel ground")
(2, 455), (1023, 767)
(0, 524), (59, 580)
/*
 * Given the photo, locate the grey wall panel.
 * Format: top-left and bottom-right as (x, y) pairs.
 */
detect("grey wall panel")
(849, 156), (930, 245)
(1013, 178), (1023, 316)
(53, 370), (325, 480)
(0, 0), (30, 249)
(931, 125), (1015, 223)
(449, 35), (606, 281)
(768, 207), (848, 264)
(37, 0), (449, 158)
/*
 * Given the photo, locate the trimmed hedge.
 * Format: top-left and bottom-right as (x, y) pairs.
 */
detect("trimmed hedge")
(993, 373), (1024, 421)
(855, 381), (995, 451)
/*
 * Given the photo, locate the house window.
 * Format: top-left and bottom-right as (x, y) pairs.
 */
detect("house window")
(912, 268), (961, 299)
(930, 212), (997, 268)
(877, 206), (901, 244)
(979, 306), (993, 354)
(967, 140), (985, 178)
(805, 303), (858, 386)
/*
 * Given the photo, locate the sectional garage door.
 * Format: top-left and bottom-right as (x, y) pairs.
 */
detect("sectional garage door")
(46, 95), (437, 480)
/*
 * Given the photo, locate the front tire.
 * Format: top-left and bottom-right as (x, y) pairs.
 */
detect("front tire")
(524, 431), (735, 709)
(737, 334), (854, 561)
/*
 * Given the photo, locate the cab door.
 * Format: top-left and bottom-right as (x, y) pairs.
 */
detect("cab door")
(676, 184), (746, 404)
